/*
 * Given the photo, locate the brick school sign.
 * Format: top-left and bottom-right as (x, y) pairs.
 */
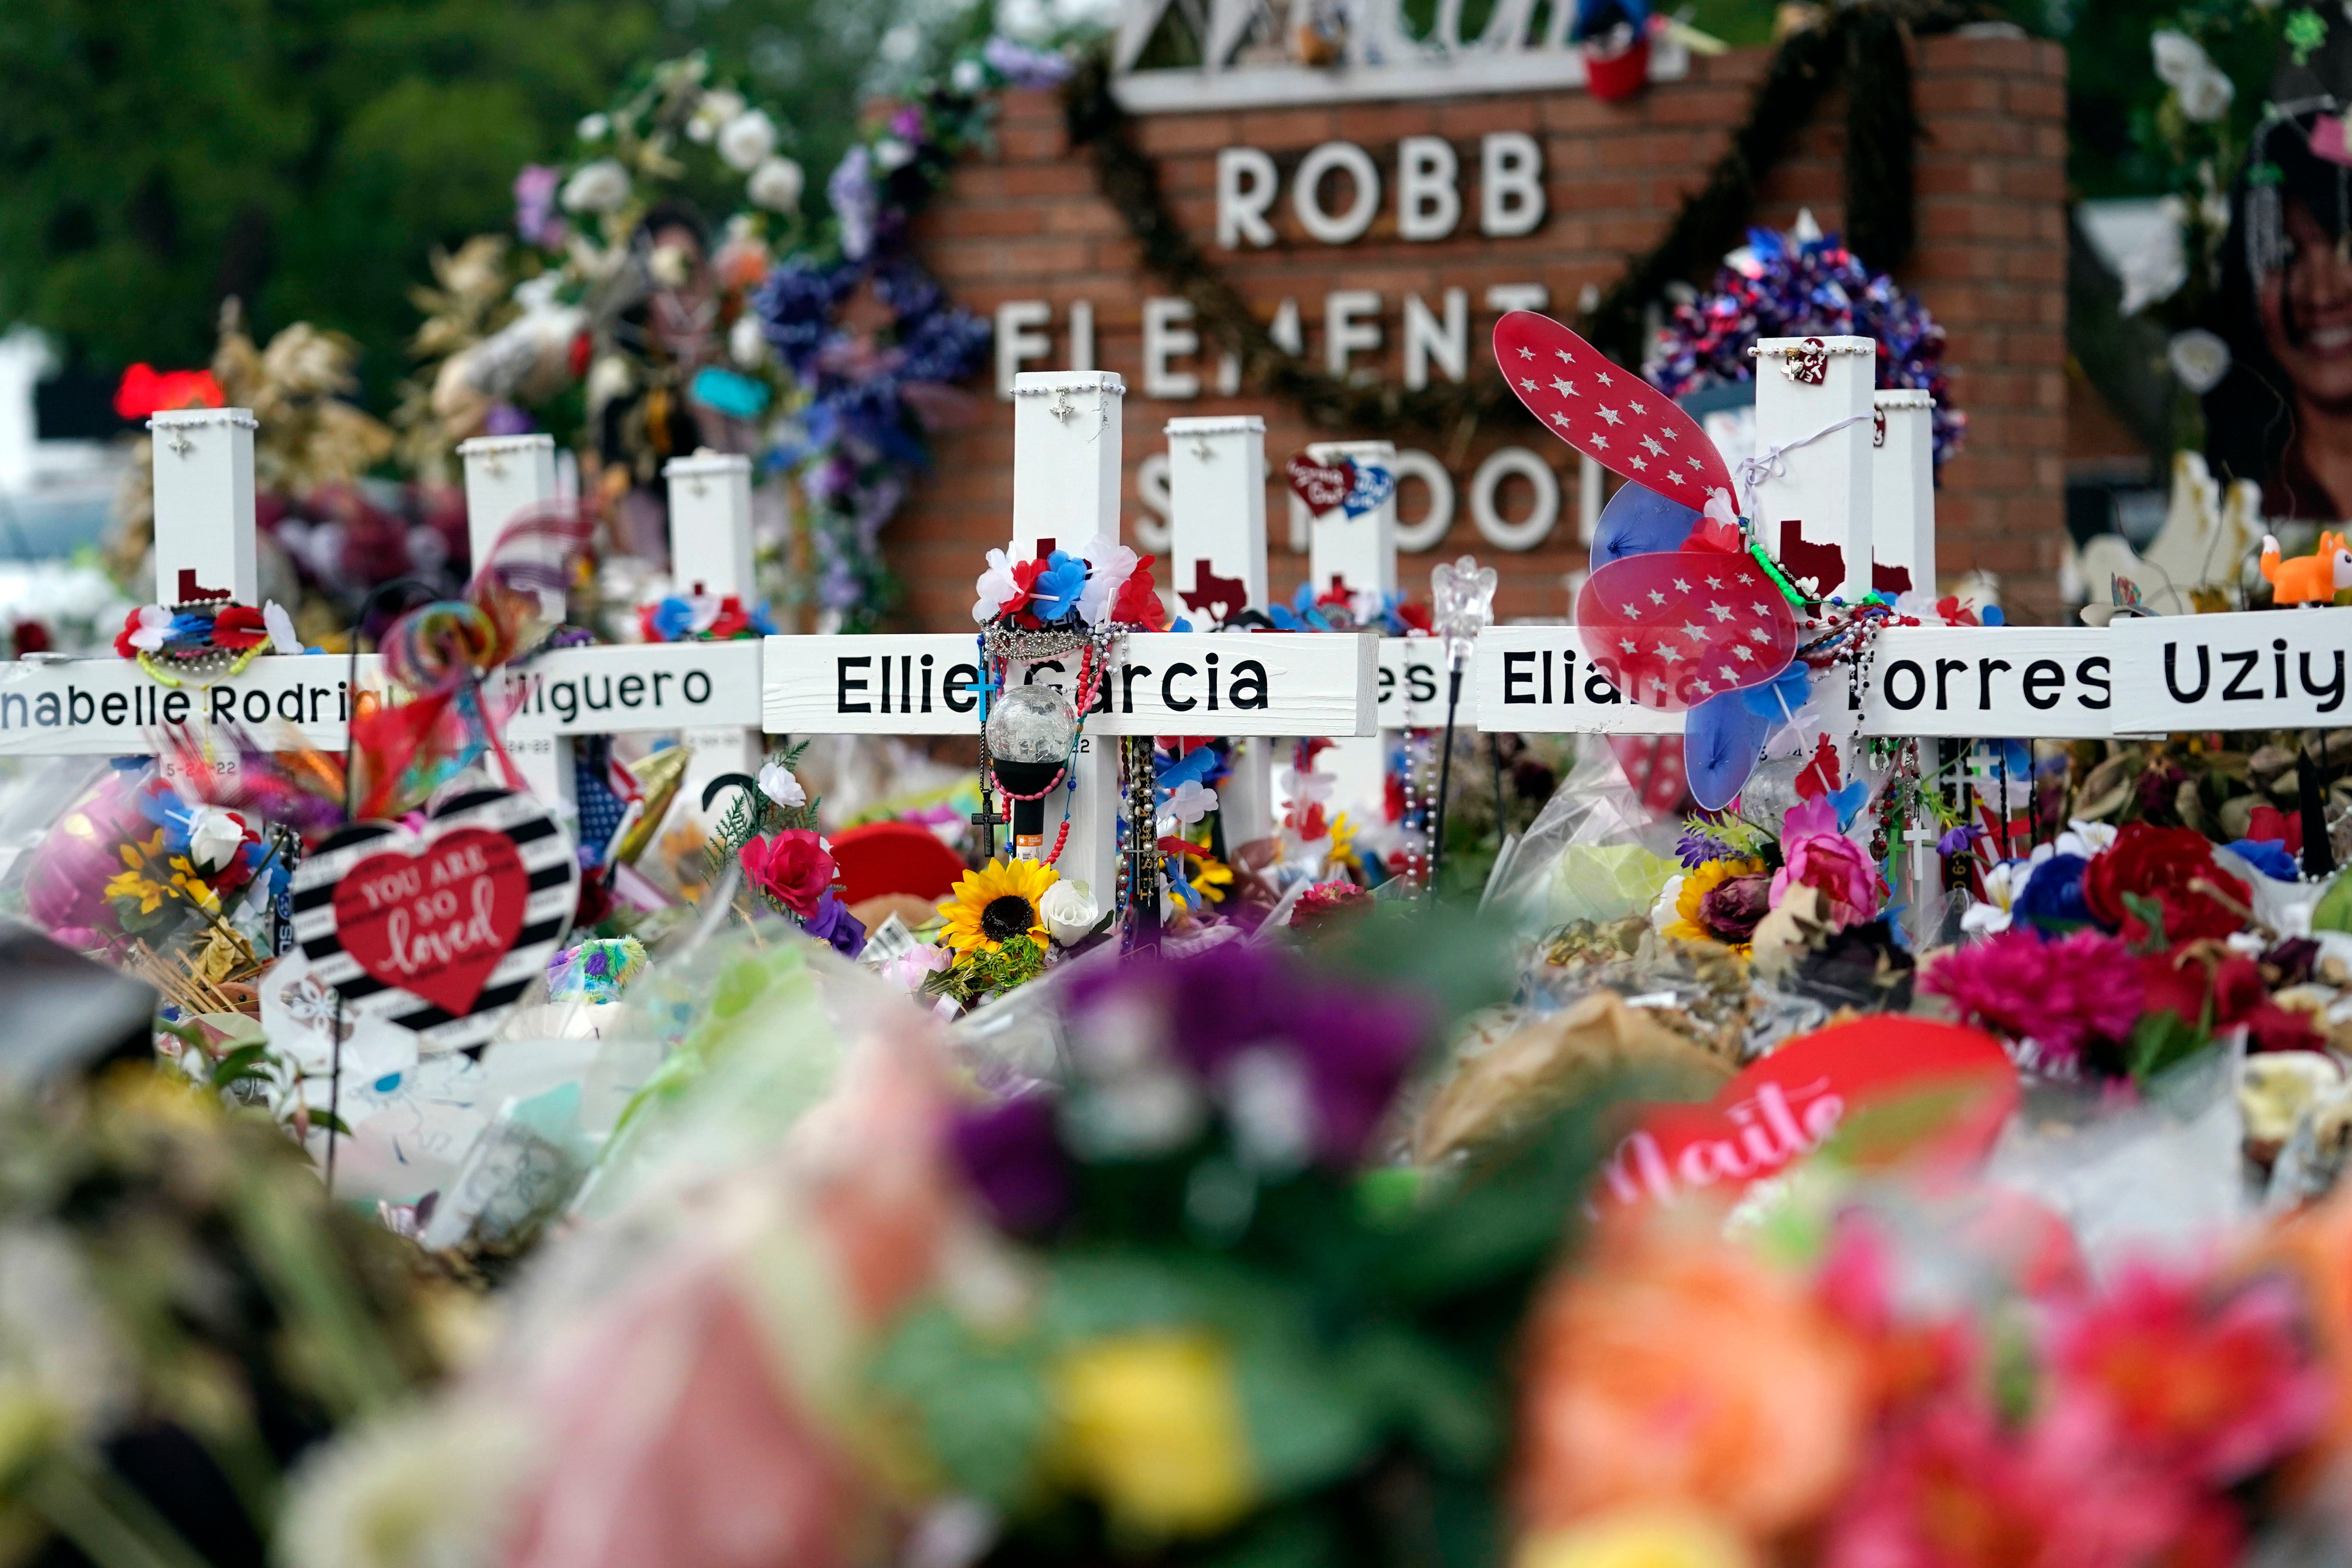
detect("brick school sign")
(897, 32), (2068, 626)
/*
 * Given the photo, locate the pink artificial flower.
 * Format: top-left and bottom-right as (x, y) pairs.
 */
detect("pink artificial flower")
(740, 829), (836, 918)
(1771, 826), (1889, 929)
(1824, 1392), (2233, 1568)
(1921, 929), (2143, 1065)
(2044, 1263), (2331, 1486)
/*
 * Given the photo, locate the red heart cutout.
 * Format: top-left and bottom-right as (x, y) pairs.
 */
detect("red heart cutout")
(1598, 1017), (2018, 1212)
(1606, 735), (1689, 813)
(330, 827), (530, 1016)
(1576, 547), (1798, 712)
(1493, 310), (1736, 507)
(1285, 452), (1353, 513)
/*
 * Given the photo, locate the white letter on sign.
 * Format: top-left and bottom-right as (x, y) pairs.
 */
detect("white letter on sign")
(994, 301), (1051, 399)
(1217, 147), (1278, 249)
(1325, 291), (1383, 377)
(1397, 136), (1459, 242)
(1143, 298), (1201, 399)
(1480, 131), (1545, 237)
(1293, 141), (1380, 245)
(1403, 289), (1467, 390)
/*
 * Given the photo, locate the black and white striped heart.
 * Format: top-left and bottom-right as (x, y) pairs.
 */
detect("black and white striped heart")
(290, 787), (577, 1052)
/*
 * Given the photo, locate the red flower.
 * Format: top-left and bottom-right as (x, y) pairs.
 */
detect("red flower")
(1393, 601), (1433, 634)
(210, 605), (269, 650)
(706, 598), (751, 639)
(739, 829), (835, 917)
(2246, 804), (2304, 856)
(2082, 823), (2250, 944)
(2138, 942), (2265, 1030)
(2046, 1265), (2330, 1485)
(113, 610), (145, 660)
(1109, 555), (1168, 629)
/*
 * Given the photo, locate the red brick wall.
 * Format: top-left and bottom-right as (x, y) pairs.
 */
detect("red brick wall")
(895, 32), (2068, 626)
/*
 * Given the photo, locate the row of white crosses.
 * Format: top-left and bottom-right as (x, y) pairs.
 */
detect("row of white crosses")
(759, 371), (1381, 902)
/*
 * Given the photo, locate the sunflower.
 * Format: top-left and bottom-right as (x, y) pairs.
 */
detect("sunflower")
(940, 858), (1058, 958)
(1661, 856), (1767, 950)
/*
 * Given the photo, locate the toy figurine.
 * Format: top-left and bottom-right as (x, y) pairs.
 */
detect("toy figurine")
(2259, 532), (2352, 605)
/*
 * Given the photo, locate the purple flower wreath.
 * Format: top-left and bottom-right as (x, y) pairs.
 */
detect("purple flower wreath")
(1648, 225), (1966, 470)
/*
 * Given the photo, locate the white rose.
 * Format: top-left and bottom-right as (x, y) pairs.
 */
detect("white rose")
(559, 158), (631, 214)
(873, 136), (914, 172)
(2167, 328), (2232, 394)
(952, 58), (985, 93)
(187, 808), (246, 874)
(577, 112), (610, 141)
(2149, 29), (2211, 88)
(746, 155), (805, 213)
(2177, 65), (2235, 124)
(757, 760), (806, 808)
(718, 109), (778, 173)
(1040, 878), (1100, 947)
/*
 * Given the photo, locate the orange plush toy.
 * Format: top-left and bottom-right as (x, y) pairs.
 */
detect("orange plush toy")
(2260, 533), (2352, 605)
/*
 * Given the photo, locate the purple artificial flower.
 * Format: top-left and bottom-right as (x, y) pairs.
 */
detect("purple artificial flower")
(950, 1092), (1073, 1235)
(1675, 819), (1741, 868)
(1064, 942), (1429, 1166)
(513, 164), (565, 248)
(828, 146), (877, 262)
(801, 889), (867, 958)
(888, 104), (924, 141)
(1936, 823), (1984, 856)
(984, 36), (1073, 88)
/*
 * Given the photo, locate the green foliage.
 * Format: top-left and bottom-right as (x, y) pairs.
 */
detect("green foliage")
(925, 932), (1048, 1005)
(0, 0), (933, 399)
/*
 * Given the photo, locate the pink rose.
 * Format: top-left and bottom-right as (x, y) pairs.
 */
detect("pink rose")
(740, 830), (836, 917)
(1770, 832), (1888, 930)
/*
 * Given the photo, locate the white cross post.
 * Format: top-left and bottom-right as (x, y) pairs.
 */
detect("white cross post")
(1750, 336), (1876, 604)
(1871, 390), (1936, 600)
(1166, 414), (1274, 848)
(1008, 371), (1127, 901)
(1298, 438), (1397, 819)
(0, 410), (371, 763)
(456, 435), (574, 823)
(662, 450), (766, 816)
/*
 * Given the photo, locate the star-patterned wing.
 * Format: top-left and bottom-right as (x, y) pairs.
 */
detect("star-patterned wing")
(1574, 549), (1798, 713)
(1493, 310), (1735, 512)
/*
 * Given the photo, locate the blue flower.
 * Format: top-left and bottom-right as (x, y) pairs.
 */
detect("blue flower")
(2227, 837), (2300, 882)
(1031, 550), (1087, 622)
(647, 597), (697, 641)
(2013, 852), (2091, 933)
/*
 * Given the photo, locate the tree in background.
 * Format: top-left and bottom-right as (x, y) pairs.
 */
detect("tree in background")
(0, 0), (938, 407)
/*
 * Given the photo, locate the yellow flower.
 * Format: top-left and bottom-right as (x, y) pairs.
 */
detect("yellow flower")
(1188, 856), (1234, 905)
(1661, 858), (1765, 950)
(1518, 1510), (1754, 1568)
(104, 867), (166, 914)
(939, 857), (1058, 958)
(1329, 810), (1357, 864)
(1050, 1332), (1254, 1539)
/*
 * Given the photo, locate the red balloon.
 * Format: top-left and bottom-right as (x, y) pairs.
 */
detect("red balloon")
(1576, 546), (1798, 713)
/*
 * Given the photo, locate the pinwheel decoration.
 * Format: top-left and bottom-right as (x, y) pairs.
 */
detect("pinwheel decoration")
(1493, 310), (1808, 810)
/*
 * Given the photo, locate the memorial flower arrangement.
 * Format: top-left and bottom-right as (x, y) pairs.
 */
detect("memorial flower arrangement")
(705, 745), (867, 959)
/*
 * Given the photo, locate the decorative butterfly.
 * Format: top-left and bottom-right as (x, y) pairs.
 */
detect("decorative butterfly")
(1494, 310), (1803, 809)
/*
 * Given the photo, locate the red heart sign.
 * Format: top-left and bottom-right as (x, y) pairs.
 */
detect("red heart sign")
(1285, 452), (1353, 513)
(1493, 310), (1736, 509)
(291, 787), (579, 1051)
(1597, 1016), (2019, 1212)
(1575, 544), (1798, 712)
(331, 828), (529, 1015)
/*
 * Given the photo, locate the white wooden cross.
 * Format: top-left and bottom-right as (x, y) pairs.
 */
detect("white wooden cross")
(0, 408), (371, 760)
(458, 436), (765, 849)
(763, 371), (1378, 912)
(1165, 413), (1274, 847)
(1297, 438), (1397, 818)
(660, 449), (766, 817)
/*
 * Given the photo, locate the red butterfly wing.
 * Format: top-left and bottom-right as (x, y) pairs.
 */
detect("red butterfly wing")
(1493, 311), (1736, 513)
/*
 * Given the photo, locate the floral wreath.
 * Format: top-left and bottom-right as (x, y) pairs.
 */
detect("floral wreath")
(1648, 219), (1965, 469)
(114, 574), (302, 685)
